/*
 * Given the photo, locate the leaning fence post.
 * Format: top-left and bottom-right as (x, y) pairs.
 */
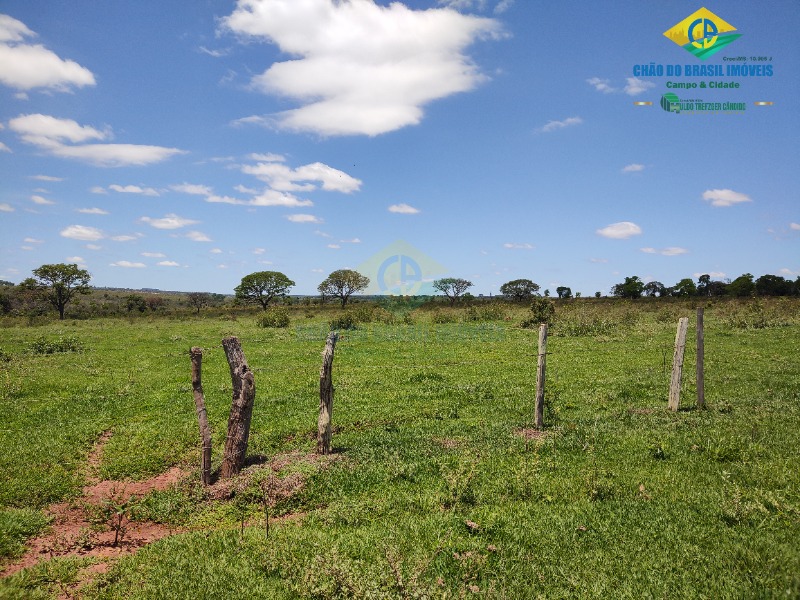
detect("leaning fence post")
(696, 308), (705, 409)
(318, 332), (339, 455)
(220, 336), (256, 479)
(668, 317), (689, 411)
(535, 324), (547, 429)
(190, 347), (212, 486)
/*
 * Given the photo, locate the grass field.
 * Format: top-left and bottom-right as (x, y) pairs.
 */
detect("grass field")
(1, 298), (799, 598)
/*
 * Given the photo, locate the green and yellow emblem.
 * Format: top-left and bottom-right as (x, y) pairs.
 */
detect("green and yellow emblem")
(664, 7), (741, 60)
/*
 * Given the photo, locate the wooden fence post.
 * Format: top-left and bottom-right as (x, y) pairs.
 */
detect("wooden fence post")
(318, 332), (338, 455)
(696, 308), (705, 409)
(220, 337), (256, 479)
(668, 317), (689, 411)
(535, 324), (547, 429)
(190, 347), (213, 485)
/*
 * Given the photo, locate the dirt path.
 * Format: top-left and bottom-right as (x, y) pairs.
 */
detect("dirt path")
(2, 431), (187, 580)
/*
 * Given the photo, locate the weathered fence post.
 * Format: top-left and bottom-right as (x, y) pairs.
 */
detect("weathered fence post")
(220, 336), (256, 479)
(190, 347), (212, 485)
(535, 324), (547, 429)
(668, 317), (689, 411)
(696, 308), (705, 409)
(318, 332), (338, 455)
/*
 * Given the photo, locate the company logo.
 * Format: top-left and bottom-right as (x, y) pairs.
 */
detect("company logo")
(664, 7), (741, 60)
(356, 240), (447, 296)
(660, 93), (681, 113)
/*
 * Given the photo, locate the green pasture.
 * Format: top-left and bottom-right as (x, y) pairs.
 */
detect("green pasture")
(0, 299), (799, 598)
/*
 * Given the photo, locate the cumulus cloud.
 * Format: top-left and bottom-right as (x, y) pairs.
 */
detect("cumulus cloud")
(185, 231), (212, 242)
(30, 194), (55, 205)
(109, 184), (160, 196)
(242, 160), (361, 193)
(702, 188), (752, 207)
(157, 261), (180, 267)
(31, 174), (64, 181)
(0, 142), (10, 152)
(110, 261), (146, 268)
(503, 242), (534, 249)
(622, 163), (645, 173)
(641, 247), (688, 256)
(388, 203), (420, 214)
(536, 116), (582, 133)
(140, 214), (199, 229)
(60, 225), (104, 241)
(286, 214), (323, 224)
(596, 221), (642, 239)
(0, 203), (14, 212)
(110, 234), (139, 242)
(624, 77), (655, 96)
(141, 252), (166, 258)
(170, 183), (213, 196)
(0, 14), (96, 92)
(8, 113), (185, 167)
(587, 77), (616, 93)
(77, 207), (109, 215)
(222, 0), (502, 136)
(791, 223), (800, 231)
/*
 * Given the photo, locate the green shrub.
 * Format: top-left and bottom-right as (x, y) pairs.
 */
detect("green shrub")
(431, 310), (457, 324)
(462, 304), (506, 322)
(521, 297), (554, 328)
(256, 307), (290, 328)
(29, 335), (83, 354)
(330, 313), (357, 330)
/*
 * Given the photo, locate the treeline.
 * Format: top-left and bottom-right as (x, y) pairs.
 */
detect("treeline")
(607, 273), (800, 299)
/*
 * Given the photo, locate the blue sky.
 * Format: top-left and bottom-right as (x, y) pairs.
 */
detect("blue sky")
(1, 0), (798, 296)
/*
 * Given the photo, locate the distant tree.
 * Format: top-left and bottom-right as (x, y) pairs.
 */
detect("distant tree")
(671, 278), (697, 297)
(31, 263), (91, 320)
(187, 292), (211, 314)
(555, 286), (572, 299)
(643, 281), (666, 297)
(727, 273), (755, 298)
(697, 274), (712, 296)
(595, 291), (601, 298)
(755, 274), (793, 296)
(0, 280), (14, 287)
(146, 295), (164, 311)
(611, 276), (644, 299)
(499, 279), (540, 302)
(544, 289), (550, 297)
(707, 280), (729, 297)
(125, 294), (147, 313)
(235, 271), (295, 310)
(433, 277), (473, 306)
(318, 269), (370, 307)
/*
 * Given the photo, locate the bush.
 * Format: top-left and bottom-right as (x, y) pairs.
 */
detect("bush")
(330, 313), (357, 330)
(521, 297), (554, 328)
(256, 307), (290, 328)
(462, 304), (506, 322)
(29, 335), (84, 354)
(431, 310), (457, 324)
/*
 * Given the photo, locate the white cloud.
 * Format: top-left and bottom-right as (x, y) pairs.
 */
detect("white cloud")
(622, 163), (645, 173)
(242, 160), (361, 193)
(31, 174), (63, 181)
(791, 223), (800, 231)
(641, 247), (688, 256)
(503, 242), (534, 249)
(327, 244), (341, 249)
(109, 184), (160, 196)
(65, 255), (85, 264)
(624, 77), (655, 96)
(779, 268), (799, 277)
(536, 116), (582, 133)
(248, 152), (285, 162)
(590, 258), (608, 264)
(340, 238), (361, 244)
(29, 194), (54, 205)
(110, 234), (139, 242)
(388, 203), (420, 214)
(596, 221), (642, 239)
(110, 261), (146, 268)
(234, 184), (259, 195)
(85, 244), (102, 251)
(0, 203), (14, 212)
(77, 207), (109, 215)
(186, 231), (212, 242)
(24, 237), (43, 244)
(210, 248), (223, 254)
(141, 252), (166, 258)
(171, 183), (213, 196)
(494, 0), (515, 13)
(8, 113), (185, 167)
(702, 188), (752, 207)
(587, 77), (616, 93)
(0, 14), (96, 92)
(252, 248), (266, 255)
(250, 190), (314, 207)
(222, 0), (502, 136)
(157, 261), (180, 267)
(60, 224), (104, 241)
(286, 214), (323, 224)
(693, 271), (726, 279)
(90, 186), (108, 194)
(0, 142), (10, 153)
(140, 214), (199, 229)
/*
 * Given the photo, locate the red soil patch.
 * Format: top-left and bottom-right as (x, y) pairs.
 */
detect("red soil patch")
(2, 431), (186, 579)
